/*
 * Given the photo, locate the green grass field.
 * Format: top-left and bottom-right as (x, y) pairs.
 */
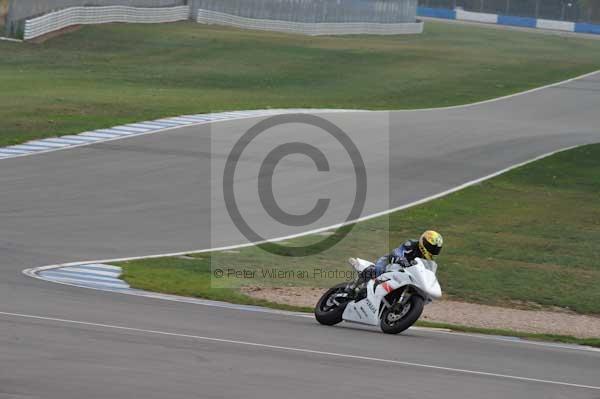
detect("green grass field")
(120, 144), (600, 315)
(120, 144), (600, 345)
(2, 21), (600, 146)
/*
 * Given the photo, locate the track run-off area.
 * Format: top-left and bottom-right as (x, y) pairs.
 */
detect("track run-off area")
(1, 71), (600, 399)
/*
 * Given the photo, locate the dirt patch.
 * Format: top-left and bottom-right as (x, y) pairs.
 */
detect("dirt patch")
(240, 286), (600, 338)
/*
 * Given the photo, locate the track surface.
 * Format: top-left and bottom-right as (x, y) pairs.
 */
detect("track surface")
(1, 72), (600, 398)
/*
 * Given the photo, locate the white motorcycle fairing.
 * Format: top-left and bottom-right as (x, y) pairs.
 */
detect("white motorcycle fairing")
(349, 257), (374, 273)
(342, 258), (442, 326)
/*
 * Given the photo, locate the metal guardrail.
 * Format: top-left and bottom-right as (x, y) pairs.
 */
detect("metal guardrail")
(23, 5), (189, 40)
(9, 0), (184, 21)
(16, 0), (422, 39)
(6, 0), (185, 36)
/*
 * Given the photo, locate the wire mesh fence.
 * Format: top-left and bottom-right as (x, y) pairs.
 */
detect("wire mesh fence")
(419, 0), (599, 22)
(191, 0), (418, 23)
(4, 0), (598, 38)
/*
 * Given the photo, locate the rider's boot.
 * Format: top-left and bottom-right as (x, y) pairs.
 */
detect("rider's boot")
(346, 264), (376, 298)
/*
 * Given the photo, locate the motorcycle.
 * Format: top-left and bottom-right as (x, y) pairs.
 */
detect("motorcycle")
(315, 257), (442, 334)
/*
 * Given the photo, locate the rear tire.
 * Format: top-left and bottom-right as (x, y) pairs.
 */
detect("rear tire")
(380, 294), (425, 334)
(315, 283), (349, 326)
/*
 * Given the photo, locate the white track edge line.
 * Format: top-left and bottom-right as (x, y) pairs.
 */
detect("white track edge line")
(381, 69), (600, 112)
(0, 310), (598, 391)
(1, 69), (599, 162)
(22, 264), (600, 353)
(14, 71), (600, 352)
(21, 144), (600, 353)
(26, 144), (582, 265)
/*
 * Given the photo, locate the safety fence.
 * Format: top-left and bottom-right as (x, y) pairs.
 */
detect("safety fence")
(191, 0), (417, 23)
(417, 6), (600, 33)
(8, 0), (183, 22)
(14, 3), (600, 40)
(196, 8), (423, 35)
(23, 5), (189, 39)
(5, 0), (184, 36)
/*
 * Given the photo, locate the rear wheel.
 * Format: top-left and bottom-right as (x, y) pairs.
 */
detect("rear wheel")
(380, 294), (425, 334)
(315, 283), (349, 326)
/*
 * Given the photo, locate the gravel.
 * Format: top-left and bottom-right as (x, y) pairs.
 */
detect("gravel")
(240, 286), (600, 338)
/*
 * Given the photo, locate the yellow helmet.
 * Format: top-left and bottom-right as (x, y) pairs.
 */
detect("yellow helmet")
(419, 230), (443, 260)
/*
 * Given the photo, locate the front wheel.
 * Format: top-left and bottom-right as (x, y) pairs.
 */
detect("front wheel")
(380, 294), (425, 334)
(315, 283), (349, 326)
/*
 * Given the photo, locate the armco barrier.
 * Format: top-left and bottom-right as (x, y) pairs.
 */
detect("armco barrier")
(497, 15), (537, 28)
(416, 7), (455, 19)
(9, 0), (184, 22)
(418, 7), (600, 35)
(6, 0), (185, 37)
(196, 9), (424, 35)
(23, 5), (189, 40)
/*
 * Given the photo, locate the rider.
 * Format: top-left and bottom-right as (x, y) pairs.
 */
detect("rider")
(358, 230), (444, 282)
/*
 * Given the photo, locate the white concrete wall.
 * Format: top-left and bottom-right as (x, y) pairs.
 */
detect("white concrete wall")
(24, 5), (189, 40)
(455, 9), (498, 24)
(536, 19), (575, 32)
(196, 9), (424, 35)
(421, 7), (600, 35)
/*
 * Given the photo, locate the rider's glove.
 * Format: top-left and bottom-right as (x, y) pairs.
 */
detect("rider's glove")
(389, 255), (410, 268)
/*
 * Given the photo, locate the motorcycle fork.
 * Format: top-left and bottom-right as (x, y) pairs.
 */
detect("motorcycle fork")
(380, 287), (411, 317)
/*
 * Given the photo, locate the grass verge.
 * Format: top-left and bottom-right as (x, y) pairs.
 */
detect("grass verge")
(119, 144), (600, 345)
(2, 21), (600, 146)
(121, 144), (600, 314)
(416, 321), (600, 348)
(121, 256), (314, 313)
(120, 255), (600, 348)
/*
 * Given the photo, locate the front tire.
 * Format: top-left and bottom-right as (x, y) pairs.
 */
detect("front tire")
(315, 283), (349, 326)
(380, 294), (425, 334)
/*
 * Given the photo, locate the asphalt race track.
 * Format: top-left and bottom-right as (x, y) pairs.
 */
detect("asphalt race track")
(1, 72), (600, 399)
